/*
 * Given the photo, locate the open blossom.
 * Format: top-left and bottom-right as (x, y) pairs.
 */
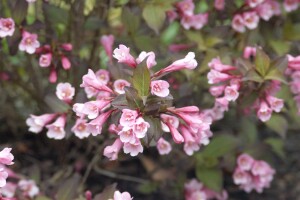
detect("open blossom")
(113, 44), (136, 67)
(80, 69), (113, 93)
(18, 180), (39, 198)
(283, 0), (299, 12)
(0, 182), (17, 197)
(180, 13), (208, 30)
(81, 100), (111, 119)
(150, 80), (170, 97)
(95, 69), (110, 85)
(237, 154), (254, 171)
(119, 109), (138, 127)
(243, 11), (260, 30)
(136, 51), (157, 68)
(176, 0), (195, 16)
(233, 168), (252, 185)
(46, 115), (66, 140)
(207, 69), (232, 84)
(113, 190), (133, 200)
(181, 126), (199, 156)
(256, 2), (274, 21)
(103, 138), (123, 160)
(232, 14), (245, 33)
(266, 95), (284, 112)
(257, 101), (272, 122)
(100, 34), (114, 62)
(0, 168), (8, 188)
(287, 55), (300, 70)
(224, 85), (239, 101)
(18, 31), (40, 54)
(156, 138), (172, 155)
(247, 0), (265, 8)
(71, 118), (90, 139)
(118, 127), (136, 144)
(160, 114), (184, 144)
(133, 117), (150, 138)
(208, 57), (236, 72)
(123, 140), (143, 156)
(0, 148), (14, 166)
(26, 113), (56, 133)
(56, 82), (75, 102)
(113, 79), (131, 94)
(0, 18), (15, 38)
(39, 53), (52, 67)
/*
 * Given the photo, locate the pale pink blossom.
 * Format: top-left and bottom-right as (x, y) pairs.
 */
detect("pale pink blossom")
(133, 117), (150, 138)
(207, 69), (232, 84)
(257, 101), (272, 122)
(119, 109), (138, 127)
(18, 180), (39, 198)
(26, 113), (56, 133)
(136, 51), (157, 68)
(269, 0), (281, 15)
(247, 0), (265, 8)
(237, 154), (254, 171)
(0, 148), (14, 166)
(118, 127), (136, 144)
(46, 115), (66, 140)
(243, 11), (260, 30)
(84, 87), (98, 98)
(208, 57), (236, 72)
(181, 126), (199, 156)
(214, 0), (225, 10)
(113, 190), (133, 200)
(233, 168), (252, 185)
(243, 46), (256, 59)
(123, 140), (143, 156)
(156, 138), (172, 155)
(56, 82), (75, 102)
(113, 79), (131, 94)
(108, 124), (123, 134)
(224, 85), (239, 101)
(266, 95), (284, 112)
(150, 80), (170, 97)
(0, 182), (17, 197)
(176, 0), (195, 16)
(61, 56), (71, 70)
(18, 31), (40, 54)
(283, 0), (299, 12)
(95, 69), (110, 85)
(180, 13), (208, 30)
(88, 110), (114, 136)
(80, 69), (113, 93)
(215, 97), (229, 111)
(232, 14), (246, 33)
(256, 2), (274, 21)
(251, 160), (275, 176)
(187, 191), (207, 200)
(61, 43), (73, 51)
(39, 53), (52, 67)
(209, 85), (225, 97)
(103, 138), (123, 160)
(166, 10), (178, 22)
(100, 35), (114, 62)
(287, 55), (300, 70)
(0, 168), (8, 187)
(71, 118), (90, 139)
(0, 18), (15, 38)
(160, 114), (184, 143)
(82, 100), (111, 119)
(72, 103), (85, 117)
(113, 44), (136, 67)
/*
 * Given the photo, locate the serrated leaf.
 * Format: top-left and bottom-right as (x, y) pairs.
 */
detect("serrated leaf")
(124, 86), (143, 109)
(132, 61), (151, 98)
(265, 138), (285, 158)
(196, 167), (223, 192)
(255, 48), (270, 77)
(266, 115), (288, 138)
(142, 4), (166, 34)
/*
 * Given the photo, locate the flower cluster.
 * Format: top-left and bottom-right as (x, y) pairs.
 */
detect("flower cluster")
(233, 154), (275, 193)
(184, 179), (228, 200)
(167, 0), (208, 30)
(286, 55), (300, 114)
(0, 148), (14, 188)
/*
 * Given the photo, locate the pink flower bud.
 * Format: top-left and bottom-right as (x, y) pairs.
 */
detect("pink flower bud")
(237, 153), (254, 171)
(103, 138), (123, 161)
(0, 148), (14, 166)
(243, 46), (257, 59)
(39, 53), (52, 67)
(113, 44), (136, 67)
(287, 55), (300, 70)
(49, 68), (57, 83)
(150, 80), (170, 97)
(208, 57), (236, 72)
(181, 126), (199, 156)
(232, 14), (245, 33)
(0, 18), (15, 38)
(61, 56), (71, 70)
(168, 44), (191, 53)
(113, 79), (131, 94)
(136, 51), (157, 68)
(100, 35), (114, 62)
(61, 43), (73, 51)
(18, 31), (40, 54)
(46, 115), (66, 140)
(56, 82), (75, 102)
(88, 110), (114, 136)
(26, 113), (56, 133)
(119, 109), (138, 127)
(243, 11), (260, 30)
(156, 138), (172, 155)
(71, 118), (90, 139)
(85, 190), (92, 200)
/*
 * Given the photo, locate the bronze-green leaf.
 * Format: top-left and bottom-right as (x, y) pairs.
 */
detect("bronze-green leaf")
(132, 61), (151, 98)
(255, 48), (270, 77)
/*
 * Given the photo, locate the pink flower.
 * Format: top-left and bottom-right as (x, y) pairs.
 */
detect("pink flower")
(243, 46), (256, 59)
(0, 182), (17, 197)
(136, 51), (157, 68)
(181, 126), (199, 156)
(0, 18), (15, 38)
(113, 44), (136, 67)
(61, 43), (73, 51)
(266, 95), (284, 112)
(269, 0), (281, 15)
(120, 109), (138, 127)
(257, 101), (272, 122)
(56, 82), (75, 102)
(84, 87), (98, 98)
(95, 69), (110, 85)
(156, 138), (172, 155)
(150, 80), (170, 97)
(166, 10), (178, 22)
(247, 0), (265, 8)
(123, 140), (143, 156)
(284, 0), (299, 12)
(103, 138), (123, 160)
(176, 0), (195, 16)
(39, 53), (52, 67)
(61, 56), (71, 70)
(224, 85), (239, 101)
(46, 115), (66, 140)
(82, 100), (111, 119)
(168, 44), (191, 53)
(0, 148), (14, 166)
(215, 97), (229, 111)
(243, 11), (260, 30)
(133, 117), (150, 138)
(237, 154), (254, 171)
(26, 113), (56, 133)
(80, 69), (113, 93)
(108, 124), (123, 134)
(209, 85), (225, 97)
(113, 79), (131, 94)
(187, 191), (207, 200)
(214, 0), (225, 10)
(180, 13), (208, 30)
(88, 110), (114, 136)
(233, 168), (252, 185)
(287, 55), (300, 70)
(251, 160), (275, 176)
(18, 180), (39, 198)
(18, 31), (40, 54)
(208, 57), (236, 72)
(118, 127), (136, 144)
(160, 114), (184, 144)
(49, 68), (57, 83)
(232, 14), (245, 33)
(0, 168), (8, 187)
(256, 2), (274, 21)
(113, 190), (133, 200)
(207, 69), (232, 84)
(100, 35), (114, 62)
(71, 118), (90, 139)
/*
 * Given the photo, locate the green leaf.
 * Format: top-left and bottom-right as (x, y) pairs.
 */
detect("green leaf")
(240, 118), (258, 144)
(142, 4), (166, 34)
(138, 182), (159, 194)
(265, 68), (288, 84)
(255, 48), (270, 77)
(205, 36), (223, 48)
(202, 134), (238, 158)
(270, 56), (288, 73)
(124, 87), (143, 109)
(266, 115), (288, 138)
(43, 3), (69, 25)
(122, 8), (140, 34)
(55, 174), (81, 200)
(12, 0), (28, 24)
(132, 61), (151, 98)
(161, 22), (180, 45)
(242, 70), (264, 83)
(269, 40), (290, 55)
(265, 138), (285, 158)
(196, 167), (223, 192)
(36, 196), (52, 200)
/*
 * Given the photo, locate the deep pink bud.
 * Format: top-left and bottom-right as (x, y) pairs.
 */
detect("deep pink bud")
(61, 56), (71, 70)
(100, 35), (114, 62)
(49, 68), (57, 83)
(61, 43), (73, 51)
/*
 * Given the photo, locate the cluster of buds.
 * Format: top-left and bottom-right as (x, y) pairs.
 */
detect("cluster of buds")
(0, 18), (15, 38)
(36, 43), (73, 83)
(286, 55), (300, 114)
(233, 154), (275, 193)
(232, 0), (281, 33)
(0, 148), (14, 188)
(184, 179), (228, 200)
(167, 0), (208, 30)
(26, 82), (75, 139)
